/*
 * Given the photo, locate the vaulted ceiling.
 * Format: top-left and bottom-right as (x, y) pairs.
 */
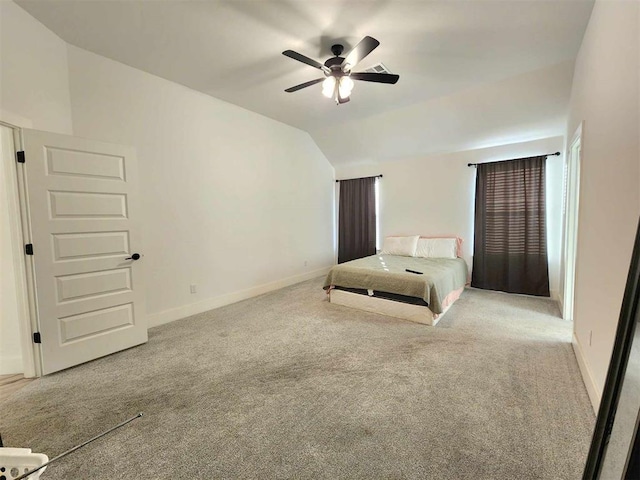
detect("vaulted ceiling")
(16, 0), (594, 166)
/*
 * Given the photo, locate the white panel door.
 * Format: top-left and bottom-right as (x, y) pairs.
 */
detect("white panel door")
(23, 129), (147, 374)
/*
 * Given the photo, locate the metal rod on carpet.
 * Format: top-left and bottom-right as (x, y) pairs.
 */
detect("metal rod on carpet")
(14, 412), (143, 480)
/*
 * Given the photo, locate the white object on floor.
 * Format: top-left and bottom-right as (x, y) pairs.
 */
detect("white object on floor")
(0, 447), (48, 479)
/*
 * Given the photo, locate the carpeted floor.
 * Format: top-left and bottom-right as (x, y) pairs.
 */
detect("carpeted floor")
(0, 277), (594, 479)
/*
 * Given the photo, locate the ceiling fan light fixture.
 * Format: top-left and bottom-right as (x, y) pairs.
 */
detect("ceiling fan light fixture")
(322, 76), (336, 98)
(338, 76), (354, 98)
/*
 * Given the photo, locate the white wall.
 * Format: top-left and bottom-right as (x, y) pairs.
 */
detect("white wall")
(312, 61), (574, 167)
(335, 137), (565, 298)
(566, 0), (640, 409)
(1, 0), (335, 370)
(0, 1), (73, 133)
(66, 46), (335, 325)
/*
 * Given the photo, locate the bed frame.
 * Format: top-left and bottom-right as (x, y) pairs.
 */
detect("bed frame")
(328, 286), (464, 326)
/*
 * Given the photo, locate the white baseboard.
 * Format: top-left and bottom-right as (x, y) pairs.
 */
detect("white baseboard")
(0, 353), (23, 375)
(147, 266), (333, 328)
(572, 333), (601, 413)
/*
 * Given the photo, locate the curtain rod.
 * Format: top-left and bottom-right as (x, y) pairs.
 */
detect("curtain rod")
(335, 174), (383, 183)
(467, 151), (560, 167)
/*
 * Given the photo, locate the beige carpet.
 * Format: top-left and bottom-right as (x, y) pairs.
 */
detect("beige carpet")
(0, 277), (594, 479)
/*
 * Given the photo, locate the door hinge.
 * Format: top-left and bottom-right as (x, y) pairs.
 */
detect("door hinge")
(33, 332), (41, 344)
(16, 151), (25, 163)
(25, 244), (34, 255)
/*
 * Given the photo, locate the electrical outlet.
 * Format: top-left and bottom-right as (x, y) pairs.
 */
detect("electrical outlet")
(190, 284), (197, 294)
(589, 330), (593, 346)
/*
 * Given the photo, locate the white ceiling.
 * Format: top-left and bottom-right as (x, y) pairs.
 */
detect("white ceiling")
(16, 0), (594, 165)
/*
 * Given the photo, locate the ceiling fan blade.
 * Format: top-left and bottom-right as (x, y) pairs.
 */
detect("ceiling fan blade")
(284, 78), (325, 93)
(283, 50), (330, 73)
(350, 72), (400, 84)
(340, 36), (380, 71)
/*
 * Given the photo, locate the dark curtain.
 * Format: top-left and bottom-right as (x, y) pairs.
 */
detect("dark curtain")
(338, 177), (376, 264)
(471, 156), (550, 296)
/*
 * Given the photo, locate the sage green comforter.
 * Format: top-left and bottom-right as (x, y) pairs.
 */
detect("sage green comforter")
(323, 255), (468, 314)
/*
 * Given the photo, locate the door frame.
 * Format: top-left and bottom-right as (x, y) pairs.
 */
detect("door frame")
(562, 122), (583, 322)
(1, 121), (39, 377)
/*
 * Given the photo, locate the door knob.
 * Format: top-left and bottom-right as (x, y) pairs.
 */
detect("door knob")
(125, 253), (141, 260)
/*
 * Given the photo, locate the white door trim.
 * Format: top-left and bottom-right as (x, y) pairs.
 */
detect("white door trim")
(1, 121), (39, 377)
(562, 122), (583, 322)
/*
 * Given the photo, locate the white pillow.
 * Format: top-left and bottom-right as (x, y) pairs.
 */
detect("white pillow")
(415, 238), (457, 259)
(381, 236), (419, 257)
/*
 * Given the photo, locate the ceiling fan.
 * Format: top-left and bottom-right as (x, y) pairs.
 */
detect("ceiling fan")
(282, 36), (399, 105)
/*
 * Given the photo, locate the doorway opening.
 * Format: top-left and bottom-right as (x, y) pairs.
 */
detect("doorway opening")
(563, 124), (582, 321)
(0, 123), (33, 377)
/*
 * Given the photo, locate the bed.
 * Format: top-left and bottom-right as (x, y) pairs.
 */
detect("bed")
(323, 236), (469, 326)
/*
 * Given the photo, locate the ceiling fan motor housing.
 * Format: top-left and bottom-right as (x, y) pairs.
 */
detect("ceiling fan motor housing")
(325, 45), (346, 73)
(330, 44), (344, 56)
